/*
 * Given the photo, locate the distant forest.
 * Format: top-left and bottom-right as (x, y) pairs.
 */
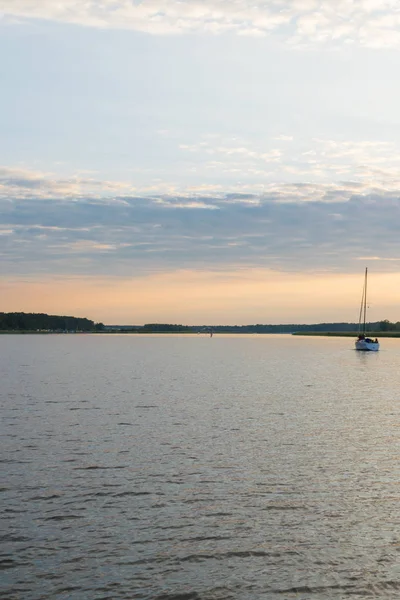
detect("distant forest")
(0, 312), (104, 332)
(1, 313), (399, 333)
(113, 320), (400, 334)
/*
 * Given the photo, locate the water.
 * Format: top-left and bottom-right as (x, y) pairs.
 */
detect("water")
(1, 334), (400, 600)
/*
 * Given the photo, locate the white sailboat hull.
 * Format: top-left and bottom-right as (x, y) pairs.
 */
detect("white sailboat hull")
(355, 339), (379, 352)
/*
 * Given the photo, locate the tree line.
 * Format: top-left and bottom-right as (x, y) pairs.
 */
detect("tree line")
(1, 313), (399, 333)
(116, 320), (400, 333)
(0, 312), (104, 332)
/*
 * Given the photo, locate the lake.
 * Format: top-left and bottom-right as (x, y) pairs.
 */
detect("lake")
(1, 334), (400, 599)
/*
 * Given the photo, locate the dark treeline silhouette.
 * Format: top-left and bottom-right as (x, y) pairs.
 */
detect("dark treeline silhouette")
(142, 323), (193, 333)
(2, 313), (399, 333)
(119, 320), (400, 333)
(0, 312), (104, 332)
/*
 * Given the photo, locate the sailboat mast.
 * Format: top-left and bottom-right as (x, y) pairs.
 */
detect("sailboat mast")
(355, 267), (379, 350)
(363, 267), (368, 334)
(358, 268), (366, 334)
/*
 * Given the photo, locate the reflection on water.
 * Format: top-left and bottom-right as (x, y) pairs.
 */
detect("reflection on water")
(1, 334), (400, 599)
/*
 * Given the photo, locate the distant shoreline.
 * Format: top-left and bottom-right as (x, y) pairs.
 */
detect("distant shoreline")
(292, 331), (400, 338)
(2, 330), (400, 338)
(2, 313), (399, 336)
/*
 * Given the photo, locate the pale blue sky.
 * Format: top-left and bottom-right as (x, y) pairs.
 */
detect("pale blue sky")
(1, 1), (400, 322)
(2, 13), (400, 187)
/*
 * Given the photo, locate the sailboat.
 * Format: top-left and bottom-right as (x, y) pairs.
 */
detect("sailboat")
(355, 268), (379, 351)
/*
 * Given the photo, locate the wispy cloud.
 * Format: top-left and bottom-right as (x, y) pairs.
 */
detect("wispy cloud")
(3, 134), (400, 202)
(274, 135), (294, 142)
(177, 135), (400, 190)
(0, 166), (138, 200)
(2, 0), (400, 48)
(1, 177), (400, 279)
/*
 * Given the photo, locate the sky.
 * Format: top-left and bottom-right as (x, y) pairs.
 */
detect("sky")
(1, 0), (400, 325)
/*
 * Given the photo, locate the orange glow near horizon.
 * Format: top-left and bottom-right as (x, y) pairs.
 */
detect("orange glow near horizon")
(2, 269), (399, 325)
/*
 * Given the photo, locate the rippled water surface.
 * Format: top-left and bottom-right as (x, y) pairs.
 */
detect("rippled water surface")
(2, 334), (400, 599)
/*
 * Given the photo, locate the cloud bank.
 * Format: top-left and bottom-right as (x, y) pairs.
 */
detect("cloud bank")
(2, 0), (400, 48)
(0, 167), (138, 200)
(1, 175), (399, 279)
(2, 135), (400, 201)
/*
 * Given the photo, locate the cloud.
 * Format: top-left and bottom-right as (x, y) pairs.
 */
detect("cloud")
(1, 151), (399, 280)
(0, 166), (138, 200)
(3, 133), (400, 203)
(1, 176), (400, 279)
(177, 136), (400, 190)
(2, 0), (400, 48)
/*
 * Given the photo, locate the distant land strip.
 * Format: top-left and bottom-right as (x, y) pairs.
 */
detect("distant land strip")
(0, 312), (104, 333)
(1, 313), (399, 336)
(292, 331), (400, 338)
